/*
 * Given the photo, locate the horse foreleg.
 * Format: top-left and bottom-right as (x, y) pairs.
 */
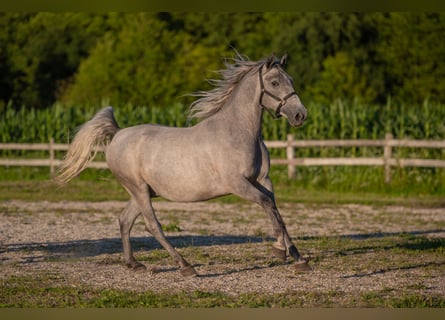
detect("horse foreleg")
(234, 178), (310, 270)
(253, 178), (293, 260)
(264, 202), (300, 262)
(260, 202), (312, 271)
(119, 198), (145, 271)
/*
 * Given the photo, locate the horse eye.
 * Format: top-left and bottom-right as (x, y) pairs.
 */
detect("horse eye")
(272, 80), (280, 87)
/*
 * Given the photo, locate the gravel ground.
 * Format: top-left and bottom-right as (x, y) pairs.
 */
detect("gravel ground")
(1, 200), (444, 299)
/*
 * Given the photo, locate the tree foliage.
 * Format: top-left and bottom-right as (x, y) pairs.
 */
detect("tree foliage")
(63, 13), (227, 108)
(1, 12), (445, 110)
(0, 12), (123, 110)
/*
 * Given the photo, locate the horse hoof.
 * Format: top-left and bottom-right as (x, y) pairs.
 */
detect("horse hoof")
(294, 259), (312, 272)
(180, 265), (198, 277)
(272, 246), (287, 261)
(126, 262), (147, 272)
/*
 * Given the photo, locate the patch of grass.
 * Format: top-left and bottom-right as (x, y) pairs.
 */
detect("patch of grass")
(253, 228), (268, 239)
(299, 233), (445, 276)
(1, 175), (445, 207)
(397, 237), (445, 253)
(0, 180), (128, 202)
(359, 291), (445, 308)
(162, 223), (182, 232)
(197, 229), (212, 236)
(180, 246), (212, 264)
(2, 274), (444, 307)
(136, 250), (171, 263)
(273, 183), (445, 207)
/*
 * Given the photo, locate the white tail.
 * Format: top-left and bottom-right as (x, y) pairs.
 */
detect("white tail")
(55, 107), (119, 185)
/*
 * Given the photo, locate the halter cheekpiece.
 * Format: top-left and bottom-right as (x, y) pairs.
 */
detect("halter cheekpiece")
(258, 63), (298, 119)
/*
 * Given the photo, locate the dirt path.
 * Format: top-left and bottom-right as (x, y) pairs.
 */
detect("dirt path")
(1, 200), (444, 300)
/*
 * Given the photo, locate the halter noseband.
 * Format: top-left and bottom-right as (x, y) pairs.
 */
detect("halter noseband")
(258, 64), (298, 119)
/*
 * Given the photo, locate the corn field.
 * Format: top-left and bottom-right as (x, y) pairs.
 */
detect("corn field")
(2, 99), (444, 149)
(1, 100), (444, 193)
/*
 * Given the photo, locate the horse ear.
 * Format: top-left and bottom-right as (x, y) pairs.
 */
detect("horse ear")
(280, 53), (288, 67)
(266, 55), (276, 69)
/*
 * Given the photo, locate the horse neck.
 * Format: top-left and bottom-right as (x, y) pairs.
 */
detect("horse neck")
(216, 73), (264, 138)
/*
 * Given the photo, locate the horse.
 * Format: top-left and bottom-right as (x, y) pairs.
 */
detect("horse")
(56, 53), (310, 276)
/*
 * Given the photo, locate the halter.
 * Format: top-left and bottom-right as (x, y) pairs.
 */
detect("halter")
(258, 64), (298, 119)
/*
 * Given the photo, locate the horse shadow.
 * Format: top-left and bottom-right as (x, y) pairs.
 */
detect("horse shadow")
(2, 229), (443, 276)
(0, 234), (272, 265)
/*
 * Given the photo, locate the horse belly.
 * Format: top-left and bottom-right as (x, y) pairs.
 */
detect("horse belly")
(142, 154), (228, 202)
(148, 170), (227, 202)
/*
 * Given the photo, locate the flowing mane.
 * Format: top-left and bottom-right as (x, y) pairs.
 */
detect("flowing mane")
(188, 55), (265, 121)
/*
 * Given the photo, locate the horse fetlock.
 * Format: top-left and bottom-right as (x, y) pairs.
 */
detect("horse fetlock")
(287, 244), (301, 261)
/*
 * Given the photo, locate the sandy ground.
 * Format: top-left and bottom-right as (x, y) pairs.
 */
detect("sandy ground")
(1, 200), (444, 299)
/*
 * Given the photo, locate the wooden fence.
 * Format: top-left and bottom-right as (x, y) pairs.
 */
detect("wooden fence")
(0, 134), (444, 183)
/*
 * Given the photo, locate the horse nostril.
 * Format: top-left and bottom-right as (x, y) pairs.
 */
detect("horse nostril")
(295, 112), (303, 122)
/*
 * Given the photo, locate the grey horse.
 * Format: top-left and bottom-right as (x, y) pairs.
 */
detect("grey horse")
(56, 54), (309, 276)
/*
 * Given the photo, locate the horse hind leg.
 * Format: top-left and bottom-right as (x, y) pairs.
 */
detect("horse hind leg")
(128, 184), (197, 277)
(119, 198), (145, 271)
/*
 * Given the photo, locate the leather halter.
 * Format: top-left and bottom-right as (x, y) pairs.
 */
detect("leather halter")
(258, 64), (298, 119)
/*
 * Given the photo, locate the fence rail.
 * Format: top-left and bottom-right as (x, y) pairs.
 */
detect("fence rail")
(1, 134), (444, 182)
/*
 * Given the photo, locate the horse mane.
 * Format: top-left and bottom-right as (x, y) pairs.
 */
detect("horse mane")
(188, 54), (265, 121)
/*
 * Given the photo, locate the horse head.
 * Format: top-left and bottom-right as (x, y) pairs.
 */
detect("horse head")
(259, 54), (307, 127)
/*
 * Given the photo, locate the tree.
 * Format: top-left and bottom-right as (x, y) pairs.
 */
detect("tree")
(63, 13), (227, 108)
(2, 12), (445, 110)
(372, 13), (445, 103)
(0, 13), (36, 111)
(0, 12), (121, 109)
(307, 51), (377, 104)
(254, 13), (367, 102)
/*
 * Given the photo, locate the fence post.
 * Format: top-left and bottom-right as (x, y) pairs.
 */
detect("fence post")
(49, 137), (55, 177)
(286, 134), (296, 179)
(384, 133), (393, 184)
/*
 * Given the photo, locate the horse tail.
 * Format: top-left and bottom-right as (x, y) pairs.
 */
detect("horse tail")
(55, 106), (119, 185)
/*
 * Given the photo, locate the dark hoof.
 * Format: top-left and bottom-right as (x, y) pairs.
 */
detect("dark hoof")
(180, 265), (198, 277)
(126, 262), (147, 272)
(272, 246), (287, 261)
(294, 258), (312, 272)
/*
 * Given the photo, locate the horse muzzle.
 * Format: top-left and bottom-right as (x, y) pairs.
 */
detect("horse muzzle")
(281, 103), (307, 127)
